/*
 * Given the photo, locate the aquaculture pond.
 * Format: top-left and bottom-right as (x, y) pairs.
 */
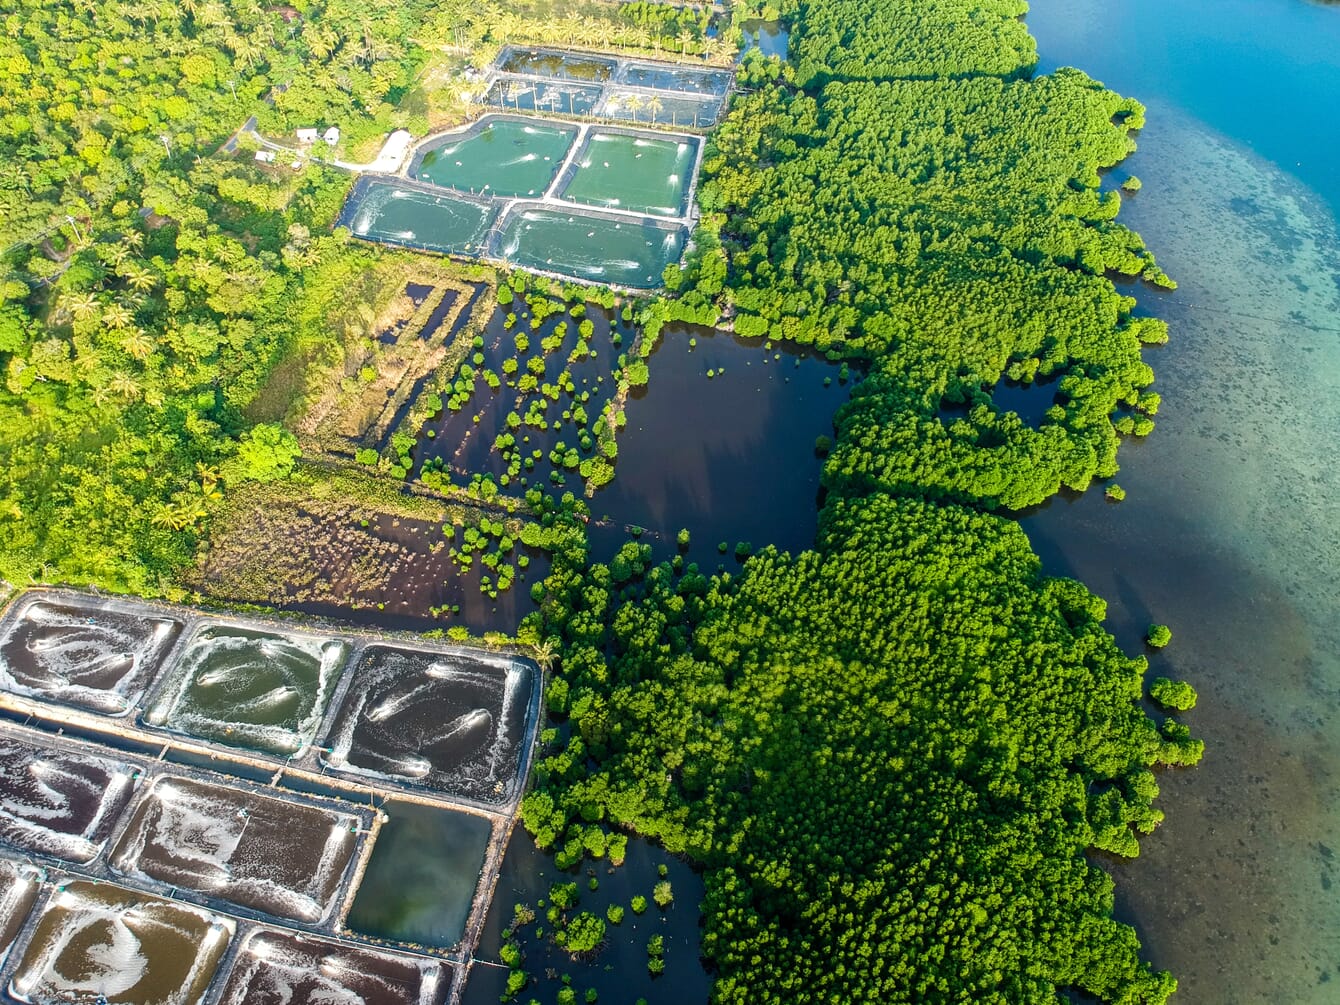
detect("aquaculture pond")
(461, 829), (712, 1005)
(496, 207), (685, 289)
(0, 734), (136, 864)
(498, 48), (616, 83)
(0, 596), (181, 716)
(218, 929), (452, 1005)
(323, 647), (537, 805)
(144, 625), (347, 757)
(600, 90), (721, 129)
(485, 78), (604, 117)
(616, 64), (731, 96)
(108, 776), (362, 924)
(9, 880), (232, 1005)
(409, 118), (576, 198)
(0, 860), (40, 962)
(560, 131), (698, 218)
(346, 801), (493, 949)
(1018, 1), (1340, 1003)
(341, 178), (495, 256)
(589, 326), (850, 565)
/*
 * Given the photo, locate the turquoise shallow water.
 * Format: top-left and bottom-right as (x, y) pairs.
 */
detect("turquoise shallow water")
(1022, 1), (1340, 1001)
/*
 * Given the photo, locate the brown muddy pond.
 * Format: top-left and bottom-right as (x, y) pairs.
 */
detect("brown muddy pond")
(322, 646), (537, 805)
(0, 597), (182, 716)
(0, 860), (41, 964)
(0, 733), (138, 864)
(108, 776), (361, 925)
(8, 879), (232, 1005)
(143, 625), (347, 757)
(218, 928), (452, 1005)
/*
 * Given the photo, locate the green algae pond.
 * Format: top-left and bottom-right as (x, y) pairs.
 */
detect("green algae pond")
(340, 179), (496, 256)
(143, 625), (347, 757)
(410, 118), (576, 199)
(346, 801), (493, 949)
(560, 130), (699, 217)
(340, 114), (696, 289)
(496, 206), (685, 288)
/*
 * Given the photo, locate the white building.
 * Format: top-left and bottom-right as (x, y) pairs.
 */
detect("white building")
(254, 150), (276, 163)
(323, 126), (340, 147)
(295, 127), (319, 144)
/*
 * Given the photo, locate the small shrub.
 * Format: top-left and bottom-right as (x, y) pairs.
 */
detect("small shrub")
(1147, 623), (1172, 648)
(1150, 676), (1197, 711)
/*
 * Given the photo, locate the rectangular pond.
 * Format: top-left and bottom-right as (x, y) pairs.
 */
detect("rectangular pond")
(218, 928), (452, 1005)
(560, 130), (698, 217)
(0, 595), (182, 716)
(345, 800), (492, 949)
(599, 91), (722, 129)
(498, 47), (616, 82)
(321, 646), (536, 805)
(0, 861), (40, 967)
(495, 206), (686, 289)
(0, 734), (137, 864)
(109, 776), (361, 925)
(409, 117), (576, 199)
(142, 624), (347, 757)
(340, 178), (496, 256)
(8, 880), (232, 1005)
(617, 63), (732, 96)
(485, 78), (605, 117)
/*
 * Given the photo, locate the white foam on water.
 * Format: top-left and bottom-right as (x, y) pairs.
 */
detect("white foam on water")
(0, 740), (137, 864)
(10, 884), (231, 1005)
(111, 778), (358, 924)
(221, 930), (447, 1005)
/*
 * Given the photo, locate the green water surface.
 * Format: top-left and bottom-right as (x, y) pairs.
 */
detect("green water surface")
(560, 132), (697, 217)
(413, 118), (576, 198)
(496, 208), (685, 288)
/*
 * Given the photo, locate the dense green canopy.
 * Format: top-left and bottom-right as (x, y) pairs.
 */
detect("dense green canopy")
(793, 0), (1037, 86)
(520, 1), (1199, 1003)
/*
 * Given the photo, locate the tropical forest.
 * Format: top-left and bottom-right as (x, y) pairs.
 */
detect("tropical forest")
(7, 0), (1333, 1002)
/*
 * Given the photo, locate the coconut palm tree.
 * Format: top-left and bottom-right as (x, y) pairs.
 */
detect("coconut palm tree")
(102, 302), (134, 330)
(66, 292), (100, 322)
(531, 637), (558, 672)
(108, 373), (142, 400)
(120, 328), (152, 360)
(125, 268), (157, 293)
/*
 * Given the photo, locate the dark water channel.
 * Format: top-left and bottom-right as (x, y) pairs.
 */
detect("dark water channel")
(1019, 2), (1340, 1002)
